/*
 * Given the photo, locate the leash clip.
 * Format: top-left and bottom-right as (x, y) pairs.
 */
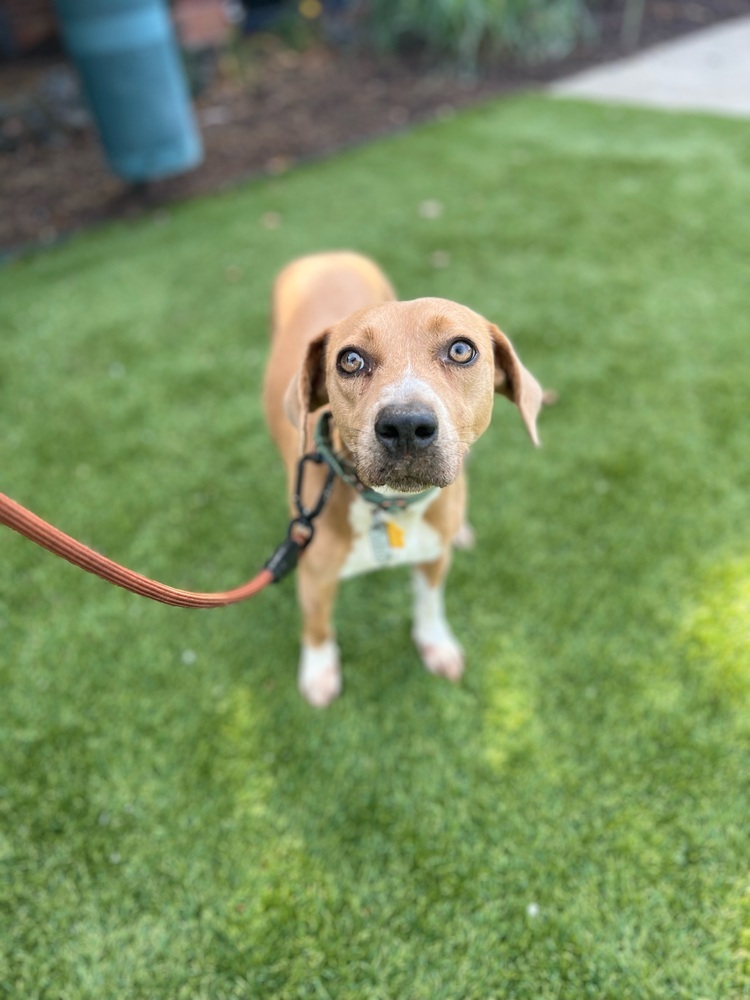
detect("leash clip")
(264, 450), (336, 583)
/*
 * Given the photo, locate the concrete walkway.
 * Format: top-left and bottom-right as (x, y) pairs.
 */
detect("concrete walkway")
(551, 15), (750, 118)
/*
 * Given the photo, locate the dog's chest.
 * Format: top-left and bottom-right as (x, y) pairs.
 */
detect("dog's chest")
(339, 493), (443, 580)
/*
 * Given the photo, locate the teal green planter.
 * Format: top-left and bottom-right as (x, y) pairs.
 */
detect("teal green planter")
(55, 0), (203, 181)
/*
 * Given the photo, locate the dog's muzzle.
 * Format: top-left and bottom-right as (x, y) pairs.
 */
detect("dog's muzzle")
(360, 403), (455, 492)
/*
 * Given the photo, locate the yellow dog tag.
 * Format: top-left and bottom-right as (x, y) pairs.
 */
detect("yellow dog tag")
(386, 521), (406, 549)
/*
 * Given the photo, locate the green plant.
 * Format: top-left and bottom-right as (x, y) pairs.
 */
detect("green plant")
(357, 0), (592, 69)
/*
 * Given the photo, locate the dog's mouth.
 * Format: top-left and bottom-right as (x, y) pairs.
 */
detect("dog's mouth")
(355, 452), (458, 493)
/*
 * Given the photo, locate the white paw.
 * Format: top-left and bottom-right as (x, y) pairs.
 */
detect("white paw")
(453, 522), (476, 550)
(411, 569), (464, 682)
(298, 640), (342, 708)
(414, 632), (465, 682)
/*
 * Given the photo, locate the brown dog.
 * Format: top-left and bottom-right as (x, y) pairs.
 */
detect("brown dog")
(264, 251), (543, 706)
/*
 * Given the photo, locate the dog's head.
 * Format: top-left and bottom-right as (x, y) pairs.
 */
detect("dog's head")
(285, 298), (543, 492)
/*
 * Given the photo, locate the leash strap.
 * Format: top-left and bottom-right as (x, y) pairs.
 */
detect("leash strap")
(0, 491), (275, 608)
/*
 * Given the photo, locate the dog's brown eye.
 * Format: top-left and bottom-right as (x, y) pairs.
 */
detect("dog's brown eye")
(448, 340), (476, 364)
(338, 349), (367, 375)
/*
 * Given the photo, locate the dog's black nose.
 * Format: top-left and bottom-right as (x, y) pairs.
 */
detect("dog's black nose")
(375, 405), (438, 454)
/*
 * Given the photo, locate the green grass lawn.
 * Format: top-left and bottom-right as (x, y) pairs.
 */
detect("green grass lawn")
(1, 95), (748, 999)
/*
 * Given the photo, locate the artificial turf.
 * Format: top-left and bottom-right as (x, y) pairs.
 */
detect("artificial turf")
(0, 95), (748, 999)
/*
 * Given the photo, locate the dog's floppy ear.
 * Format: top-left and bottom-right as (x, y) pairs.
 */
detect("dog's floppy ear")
(489, 323), (543, 446)
(284, 330), (330, 446)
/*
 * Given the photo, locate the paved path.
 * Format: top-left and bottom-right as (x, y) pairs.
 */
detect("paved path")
(551, 16), (750, 118)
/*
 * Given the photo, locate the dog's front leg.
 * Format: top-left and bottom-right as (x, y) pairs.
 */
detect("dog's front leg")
(411, 553), (464, 682)
(296, 560), (342, 708)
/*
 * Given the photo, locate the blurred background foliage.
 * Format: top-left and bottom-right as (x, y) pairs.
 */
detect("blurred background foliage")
(352, 0), (593, 69)
(234, 0), (595, 71)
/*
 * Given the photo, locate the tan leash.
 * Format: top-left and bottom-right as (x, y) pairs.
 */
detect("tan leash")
(0, 491), (275, 608)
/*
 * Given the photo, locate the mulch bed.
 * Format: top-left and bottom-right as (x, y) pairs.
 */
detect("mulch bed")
(0, 0), (746, 255)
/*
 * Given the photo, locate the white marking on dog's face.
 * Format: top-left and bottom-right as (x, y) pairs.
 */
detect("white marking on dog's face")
(324, 299), (497, 492)
(377, 374), (451, 426)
